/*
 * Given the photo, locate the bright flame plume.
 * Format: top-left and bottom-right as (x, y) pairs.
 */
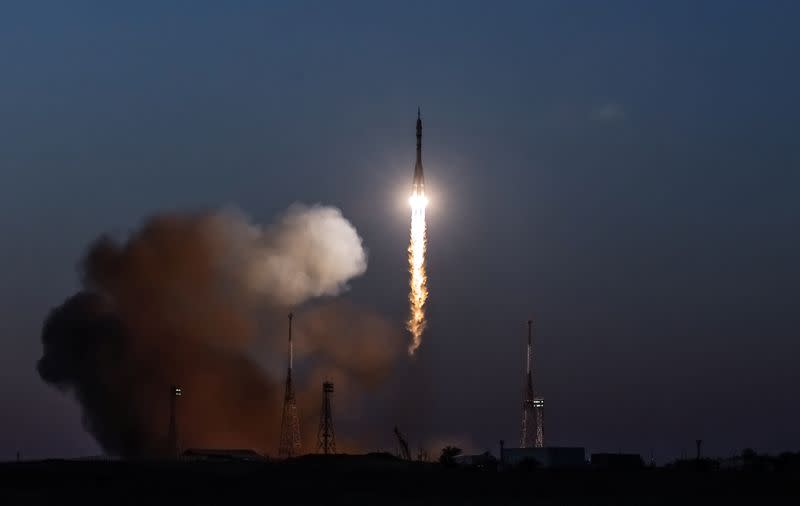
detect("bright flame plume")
(407, 191), (428, 355)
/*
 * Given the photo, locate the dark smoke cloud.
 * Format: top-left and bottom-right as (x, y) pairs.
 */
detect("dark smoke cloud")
(37, 205), (399, 457)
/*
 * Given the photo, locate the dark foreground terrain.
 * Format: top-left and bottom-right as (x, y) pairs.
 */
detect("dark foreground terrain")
(1, 454), (798, 505)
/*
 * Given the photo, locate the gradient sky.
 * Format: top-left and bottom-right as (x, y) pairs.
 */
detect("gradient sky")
(1, 1), (799, 462)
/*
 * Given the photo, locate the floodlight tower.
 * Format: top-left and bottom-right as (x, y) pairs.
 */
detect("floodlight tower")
(317, 381), (336, 454)
(278, 313), (302, 458)
(521, 320), (544, 448)
(167, 385), (182, 458)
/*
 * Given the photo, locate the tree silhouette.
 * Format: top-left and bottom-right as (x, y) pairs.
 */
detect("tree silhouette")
(439, 446), (463, 467)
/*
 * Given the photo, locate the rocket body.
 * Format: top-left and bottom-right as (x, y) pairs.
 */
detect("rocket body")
(413, 108), (424, 194)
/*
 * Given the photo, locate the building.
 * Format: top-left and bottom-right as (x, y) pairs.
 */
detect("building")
(590, 453), (645, 470)
(454, 452), (499, 469)
(182, 449), (267, 463)
(502, 446), (586, 469)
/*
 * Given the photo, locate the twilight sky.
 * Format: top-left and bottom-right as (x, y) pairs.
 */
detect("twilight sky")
(1, 1), (799, 461)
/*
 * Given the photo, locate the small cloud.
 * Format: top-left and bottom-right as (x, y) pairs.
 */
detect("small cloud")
(591, 103), (626, 122)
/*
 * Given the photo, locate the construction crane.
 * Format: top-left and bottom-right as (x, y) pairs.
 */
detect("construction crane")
(393, 426), (411, 461)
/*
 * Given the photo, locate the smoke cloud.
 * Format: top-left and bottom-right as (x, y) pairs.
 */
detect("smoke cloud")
(223, 204), (368, 306)
(37, 204), (399, 457)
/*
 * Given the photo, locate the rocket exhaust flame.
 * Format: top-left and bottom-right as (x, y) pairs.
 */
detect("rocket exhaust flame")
(407, 108), (428, 355)
(407, 191), (428, 355)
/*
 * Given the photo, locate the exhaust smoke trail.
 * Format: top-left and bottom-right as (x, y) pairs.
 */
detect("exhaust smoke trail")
(407, 191), (428, 355)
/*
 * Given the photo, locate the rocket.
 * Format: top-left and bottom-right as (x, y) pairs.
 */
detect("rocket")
(413, 107), (425, 194)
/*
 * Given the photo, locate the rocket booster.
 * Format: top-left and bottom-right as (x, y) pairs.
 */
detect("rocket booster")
(413, 107), (425, 194)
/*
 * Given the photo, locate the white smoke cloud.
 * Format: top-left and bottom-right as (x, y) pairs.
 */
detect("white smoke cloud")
(215, 203), (368, 306)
